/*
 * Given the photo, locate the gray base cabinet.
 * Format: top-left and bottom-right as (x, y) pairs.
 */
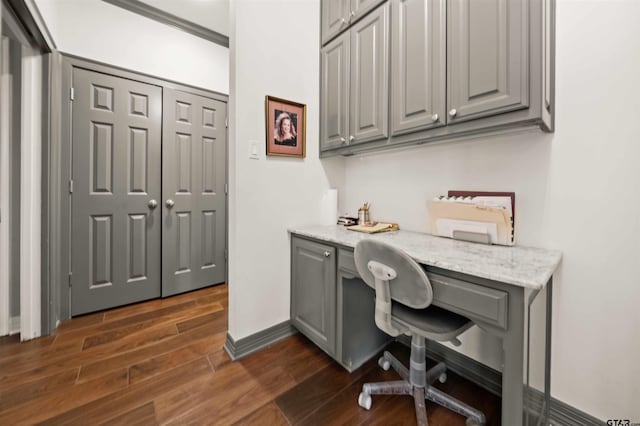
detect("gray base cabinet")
(291, 237), (336, 356)
(320, 0), (555, 157)
(291, 236), (391, 370)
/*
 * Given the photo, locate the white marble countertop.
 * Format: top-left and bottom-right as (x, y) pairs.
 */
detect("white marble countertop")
(288, 225), (562, 290)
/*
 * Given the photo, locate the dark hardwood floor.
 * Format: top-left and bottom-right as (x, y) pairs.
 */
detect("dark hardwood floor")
(0, 285), (500, 425)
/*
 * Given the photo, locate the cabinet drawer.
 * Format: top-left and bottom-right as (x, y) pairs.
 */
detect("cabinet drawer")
(428, 272), (508, 329)
(338, 249), (359, 277)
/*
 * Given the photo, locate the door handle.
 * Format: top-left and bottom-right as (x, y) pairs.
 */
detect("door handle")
(148, 199), (158, 209)
(165, 199), (175, 208)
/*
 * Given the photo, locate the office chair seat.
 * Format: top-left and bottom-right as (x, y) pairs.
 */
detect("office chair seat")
(392, 303), (472, 342)
(354, 239), (485, 426)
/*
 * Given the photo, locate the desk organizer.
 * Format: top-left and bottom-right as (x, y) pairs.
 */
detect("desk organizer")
(429, 191), (515, 246)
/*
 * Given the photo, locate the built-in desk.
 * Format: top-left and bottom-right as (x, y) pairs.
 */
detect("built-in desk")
(289, 225), (562, 426)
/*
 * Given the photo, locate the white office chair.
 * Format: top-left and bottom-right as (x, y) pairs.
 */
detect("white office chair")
(354, 239), (485, 426)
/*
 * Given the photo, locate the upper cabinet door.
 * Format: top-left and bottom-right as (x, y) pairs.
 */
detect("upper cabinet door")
(322, 0), (350, 45)
(391, 0), (446, 136)
(349, 2), (389, 144)
(447, 0), (529, 123)
(321, 32), (350, 151)
(350, 0), (386, 22)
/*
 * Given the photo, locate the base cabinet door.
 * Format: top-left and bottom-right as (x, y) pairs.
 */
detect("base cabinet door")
(291, 237), (337, 356)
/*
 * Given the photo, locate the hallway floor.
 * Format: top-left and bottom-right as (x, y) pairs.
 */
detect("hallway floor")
(0, 284), (500, 424)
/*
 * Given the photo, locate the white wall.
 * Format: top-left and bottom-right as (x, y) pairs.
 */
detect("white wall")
(228, 0), (344, 341)
(344, 1), (640, 420)
(34, 0), (228, 93)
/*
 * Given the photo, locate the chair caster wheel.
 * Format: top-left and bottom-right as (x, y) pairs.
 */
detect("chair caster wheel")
(358, 392), (372, 410)
(378, 356), (390, 371)
(438, 373), (447, 383)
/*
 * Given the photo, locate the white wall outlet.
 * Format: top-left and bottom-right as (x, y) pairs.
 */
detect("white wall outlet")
(249, 140), (260, 160)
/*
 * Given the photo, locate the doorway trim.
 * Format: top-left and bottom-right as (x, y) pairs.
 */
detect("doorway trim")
(47, 54), (228, 331)
(0, 36), (10, 336)
(1, 0), (52, 339)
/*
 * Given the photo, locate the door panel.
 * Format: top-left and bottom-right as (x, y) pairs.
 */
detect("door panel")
(320, 31), (349, 151)
(447, 0), (529, 123)
(321, 0), (349, 45)
(71, 68), (162, 316)
(349, 2), (389, 144)
(350, 0), (386, 22)
(162, 90), (226, 297)
(291, 237), (336, 356)
(391, 0), (446, 136)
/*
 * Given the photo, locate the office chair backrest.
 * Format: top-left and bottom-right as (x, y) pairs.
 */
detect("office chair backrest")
(354, 239), (433, 309)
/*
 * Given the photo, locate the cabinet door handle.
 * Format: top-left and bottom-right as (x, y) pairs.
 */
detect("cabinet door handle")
(431, 113), (439, 122)
(448, 109), (457, 118)
(324, 251), (331, 257)
(165, 199), (175, 208)
(340, 136), (346, 143)
(341, 18), (346, 25)
(349, 135), (355, 143)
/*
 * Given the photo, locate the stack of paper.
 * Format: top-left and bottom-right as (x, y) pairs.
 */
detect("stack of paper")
(429, 195), (514, 246)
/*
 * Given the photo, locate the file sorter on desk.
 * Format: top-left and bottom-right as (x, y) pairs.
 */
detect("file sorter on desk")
(429, 192), (515, 246)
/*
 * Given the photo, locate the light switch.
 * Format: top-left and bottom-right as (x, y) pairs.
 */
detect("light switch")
(249, 140), (260, 160)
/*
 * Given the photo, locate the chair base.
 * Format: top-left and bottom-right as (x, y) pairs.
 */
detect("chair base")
(358, 350), (486, 426)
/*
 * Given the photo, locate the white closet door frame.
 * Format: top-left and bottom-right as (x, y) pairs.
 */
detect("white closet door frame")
(0, 36), (10, 336)
(19, 47), (42, 341)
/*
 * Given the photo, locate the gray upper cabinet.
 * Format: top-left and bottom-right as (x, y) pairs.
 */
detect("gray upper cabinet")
(447, 0), (529, 123)
(321, 0), (350, 45)
(320, 0), (554, 157)
(351, 0), (387, 22)
(321, 0), (387, 45)
(321, 3), (389, 151)
(390, 0), (446, 136)
(320, 32), (350, 151)
(349, 3), (389, 144)
(291, 237), (336, 356)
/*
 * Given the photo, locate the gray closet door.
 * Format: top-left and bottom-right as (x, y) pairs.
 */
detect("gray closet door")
(447, 0), (529, 123)
(390, 0), (446, 136)
(162, 89), (227, 297)
(71, 68), (162, 316)
(320, 31), (350, 151)
(321, 0), (349, 45)
(349, 2), (389, 144)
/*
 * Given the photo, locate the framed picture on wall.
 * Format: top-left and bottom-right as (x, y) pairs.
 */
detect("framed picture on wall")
(265, 95), (306, 158)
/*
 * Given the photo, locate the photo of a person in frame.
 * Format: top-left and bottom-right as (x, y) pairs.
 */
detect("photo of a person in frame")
(274, 110), (298, 147)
